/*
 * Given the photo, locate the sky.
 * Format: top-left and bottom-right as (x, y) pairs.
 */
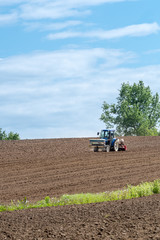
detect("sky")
(0, 0), (160, 139)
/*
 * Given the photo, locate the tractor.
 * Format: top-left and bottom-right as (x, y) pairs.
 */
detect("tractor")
(89, 129), (127, 152)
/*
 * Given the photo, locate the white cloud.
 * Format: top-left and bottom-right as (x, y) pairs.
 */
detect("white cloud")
(0, 48), (135, 123)
(19, 3), (91, 20)
(47, 22), (160, 40)
(0, 48), (135, 80)
(0, 12), (18, 25)
(24, 20), (83, 31)
(0, 0), (130, 24)
(18, 0), (131, 20)
(0, 48), (160, 139)
(145, 49), (160, 55)
(0, 0), (127, 7)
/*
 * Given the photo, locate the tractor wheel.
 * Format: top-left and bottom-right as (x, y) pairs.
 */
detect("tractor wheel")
(106, 145), (110, 152)
(94, 146), (98, 152)
(114, 140), (119, 152)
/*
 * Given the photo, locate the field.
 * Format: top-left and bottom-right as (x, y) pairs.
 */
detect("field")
(1, 136), (160, 239)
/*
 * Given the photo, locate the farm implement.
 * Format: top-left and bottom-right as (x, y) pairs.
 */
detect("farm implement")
(89, 129), (127, 152)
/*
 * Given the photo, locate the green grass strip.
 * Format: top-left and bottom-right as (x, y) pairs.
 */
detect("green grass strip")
(0, 179), (160, 212)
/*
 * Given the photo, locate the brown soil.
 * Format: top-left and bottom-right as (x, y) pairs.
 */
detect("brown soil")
(0, 136), (160, 239)
(1, 194), (160, 240)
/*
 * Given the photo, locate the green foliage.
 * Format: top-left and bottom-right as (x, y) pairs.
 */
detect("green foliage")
(0, 128), (7, 140)
(45, 196), (51, 205)
(153, 180), (160, 194)
(0, 128), (20, 140)
(100, 81), (160, 136)
(1, 179), (160, 212)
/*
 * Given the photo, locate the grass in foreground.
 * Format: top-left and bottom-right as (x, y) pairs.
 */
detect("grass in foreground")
(0, 179), (160, 212)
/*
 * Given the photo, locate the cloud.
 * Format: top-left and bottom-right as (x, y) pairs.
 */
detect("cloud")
(0, 12), (18, 25)
(0, 48), (160, 139)
(19, 3), (91, 20)
(0, 0), (130, 24)
(52, 0), (127, 8)
(0, 0), (127, 7)
(144, 49), (160, 55)
(47, 22), (160, 40)
(0, 48), (134, 134)
(24, 20), (83, 31)
(0, 0), (146, 45)
(0, 48), (135, 80)
(18, 0), (131, 21)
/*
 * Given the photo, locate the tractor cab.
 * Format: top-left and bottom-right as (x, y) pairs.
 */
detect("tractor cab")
(98, 129), (116, 145)
(99, 129), (115, 139)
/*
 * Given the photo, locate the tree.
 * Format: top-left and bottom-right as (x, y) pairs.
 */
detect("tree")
(100, 81), (160, 136)
(0, 128), (20, 140)
(0, 128), (7, 140)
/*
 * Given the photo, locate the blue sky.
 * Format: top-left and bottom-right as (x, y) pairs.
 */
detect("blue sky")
(0, 0), (160, 139)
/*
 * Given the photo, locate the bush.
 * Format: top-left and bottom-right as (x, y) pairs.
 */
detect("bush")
(153, 180), (160, 194)
(0, 128), (20, 140)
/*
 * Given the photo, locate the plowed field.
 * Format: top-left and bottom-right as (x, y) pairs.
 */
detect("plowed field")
(1, 136), (160, 239)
